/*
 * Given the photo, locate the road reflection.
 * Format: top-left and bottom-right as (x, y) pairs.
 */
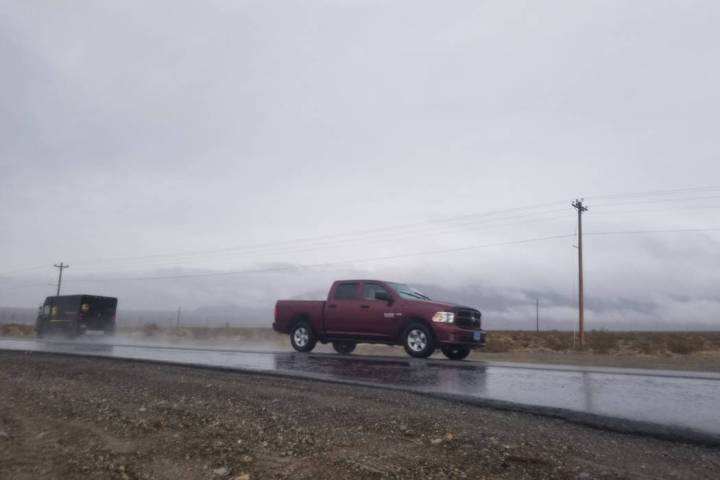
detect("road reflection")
(275, 354), (488, 394)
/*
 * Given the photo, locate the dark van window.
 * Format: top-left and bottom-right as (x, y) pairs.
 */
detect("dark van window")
(363, 283), (389, 301)
(334, 283), (358, 300)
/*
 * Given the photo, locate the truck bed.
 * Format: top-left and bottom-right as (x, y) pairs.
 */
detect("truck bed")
(273, 300), (325, 334)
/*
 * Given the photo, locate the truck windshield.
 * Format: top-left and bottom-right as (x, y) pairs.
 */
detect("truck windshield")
(387, 283), (431, 301)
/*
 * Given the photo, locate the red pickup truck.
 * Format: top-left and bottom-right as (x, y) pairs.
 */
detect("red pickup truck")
(273, 280), (486, 360)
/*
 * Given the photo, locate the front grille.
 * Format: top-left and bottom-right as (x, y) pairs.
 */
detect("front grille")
(455, 309), (481, 329)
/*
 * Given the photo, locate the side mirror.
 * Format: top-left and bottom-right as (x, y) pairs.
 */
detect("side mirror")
(375, 291), (392, 303)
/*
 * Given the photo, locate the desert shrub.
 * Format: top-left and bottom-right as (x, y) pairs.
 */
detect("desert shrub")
(545, 332), (572, 351)
(0, 323), (34, 337)
(514, 332), (534, 348)
(667, 335), (705, 355)
(636, 338), (665, 355)
(191, 327), (211, 339)
(485, 334), (516, 353)
(173, 327), (189, 337)
(142, 323), (160, 337)
(588, 329), (619, 354)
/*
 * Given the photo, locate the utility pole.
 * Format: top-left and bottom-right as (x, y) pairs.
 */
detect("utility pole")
(176, 306), (182, 329)
(536, 298), (540, 332)
(572, 199), (589, 347)
(53, 262), (69, 296)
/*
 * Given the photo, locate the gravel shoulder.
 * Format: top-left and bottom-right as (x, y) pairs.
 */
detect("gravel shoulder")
(1, 351), (719, 480)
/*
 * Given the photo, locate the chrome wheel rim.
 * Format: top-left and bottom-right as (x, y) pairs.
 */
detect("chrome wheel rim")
(293, 327), (310, 347)
(407, 329), (427, 352)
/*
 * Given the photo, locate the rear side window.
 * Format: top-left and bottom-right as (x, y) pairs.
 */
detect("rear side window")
(363, 283), (389, 301)
(334, 283), (359, 300)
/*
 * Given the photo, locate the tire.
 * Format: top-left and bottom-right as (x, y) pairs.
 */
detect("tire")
(441, 346), (471, 360)
(36, 322), (46, 338)
(402, 322), (435, 358)
(290, 321), (317, 352)
(332, 341), (356, 355)
(65, 321), (81, 339)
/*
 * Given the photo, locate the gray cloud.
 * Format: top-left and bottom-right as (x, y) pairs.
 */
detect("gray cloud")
(1, 1), (720, 328)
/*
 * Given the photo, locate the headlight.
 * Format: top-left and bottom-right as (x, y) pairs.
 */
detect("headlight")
(432, 311), (455, 323)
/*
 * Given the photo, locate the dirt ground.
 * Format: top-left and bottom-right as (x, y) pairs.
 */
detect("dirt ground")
(1, 352), (719, 479)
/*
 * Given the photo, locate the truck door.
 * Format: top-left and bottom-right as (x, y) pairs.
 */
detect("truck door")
(323, 282), (364, 336)
(356, 282), (399, 339)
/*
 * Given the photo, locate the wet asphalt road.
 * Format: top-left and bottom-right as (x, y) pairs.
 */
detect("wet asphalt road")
(2, 336), (720, 445)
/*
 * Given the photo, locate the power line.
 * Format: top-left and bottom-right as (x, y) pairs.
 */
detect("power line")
(0, 205), (568, 278)
(64, 200), (570, 267)
(590, 194), (720, 209)
(587, 204), (720, 216)
(0, 264), (52, 278)
(586, 227), (720, 236)
(60, 233), (577, 283)
(584, 185), (720, 201)
(1, 283), (56, 290)
(3, 185), (720, 278)
(53, 187), (720, 267)
(3, 225), (718, 291)
(64, 209), (573, 270)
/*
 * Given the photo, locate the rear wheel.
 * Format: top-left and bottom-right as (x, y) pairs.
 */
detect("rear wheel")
(402, 323), (435, 358)
(64, 321), (81, 339)
(36, 322), (47, 338)
(290, 321), (317, 352)
(332, 341), (356, 355)
(441, 346), (471, 360)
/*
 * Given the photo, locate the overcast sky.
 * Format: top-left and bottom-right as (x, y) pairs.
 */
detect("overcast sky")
(1, 1), (719, 328)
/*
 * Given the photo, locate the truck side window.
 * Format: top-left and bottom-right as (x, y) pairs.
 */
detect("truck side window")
(334, 283), (359, 300)
(363, 284), (389, 301)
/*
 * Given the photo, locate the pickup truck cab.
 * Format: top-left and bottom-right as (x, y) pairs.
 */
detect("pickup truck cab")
(273, 280), (485, 360)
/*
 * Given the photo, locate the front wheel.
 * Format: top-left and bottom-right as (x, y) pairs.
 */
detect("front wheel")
(402, 323), (435, 358)
(36, 322), (47, 338)
(332, 341), (356, 355)
(104, 322), (116, 336)
(290, 321), (317, 352)
(441, 346), (471, 360)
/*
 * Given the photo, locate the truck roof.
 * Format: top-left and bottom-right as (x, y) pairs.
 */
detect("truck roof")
(334, 279), (396, 284)
(45, 294), (117, 300)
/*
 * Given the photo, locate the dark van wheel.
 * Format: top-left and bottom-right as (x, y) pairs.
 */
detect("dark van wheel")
(441, 346), (471, 360)
(290, 321), (317, 352)
(36, 323), (46, 338)
(65, 322), (80, 339)
(332, 341), (356, 355)
(402, 323), (435, 358)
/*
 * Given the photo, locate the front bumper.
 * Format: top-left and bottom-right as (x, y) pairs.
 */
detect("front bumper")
(434, 324), (486, 348)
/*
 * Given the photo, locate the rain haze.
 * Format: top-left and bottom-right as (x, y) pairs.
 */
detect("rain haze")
(1, 1), (719, 329)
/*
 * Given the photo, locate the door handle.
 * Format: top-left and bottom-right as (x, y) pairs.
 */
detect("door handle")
(360, 305), (369, 309)
(327, 304), (337, 308)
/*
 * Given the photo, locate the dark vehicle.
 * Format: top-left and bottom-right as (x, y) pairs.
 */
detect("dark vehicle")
(36, 295), (118, 338)
(273, 280), (485, 360)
